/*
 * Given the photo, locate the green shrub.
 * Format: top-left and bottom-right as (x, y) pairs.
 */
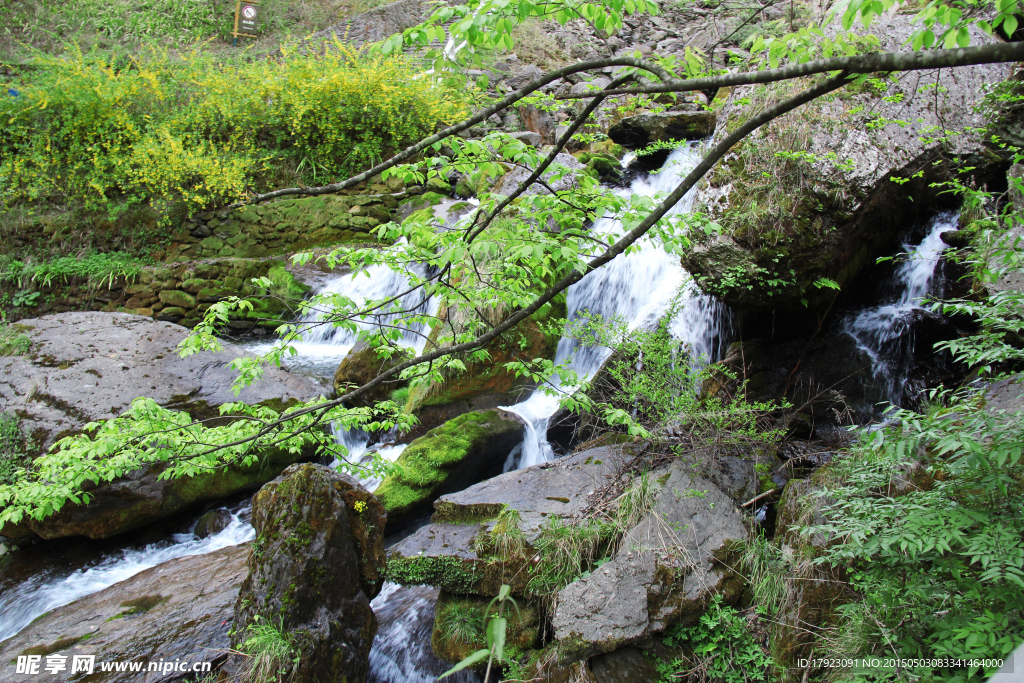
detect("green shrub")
(0, 44), (467, 220)
(239, 615), (298, 683)
(654, 595), (778, 683)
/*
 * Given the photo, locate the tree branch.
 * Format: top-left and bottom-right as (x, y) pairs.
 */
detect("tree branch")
(556, 41), (1024, 100)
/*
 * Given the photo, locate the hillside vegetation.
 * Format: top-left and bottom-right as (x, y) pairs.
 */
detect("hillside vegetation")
(0, 0), (395, 59)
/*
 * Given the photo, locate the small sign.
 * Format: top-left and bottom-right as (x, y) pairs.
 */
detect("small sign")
(233, 0), (259, 40)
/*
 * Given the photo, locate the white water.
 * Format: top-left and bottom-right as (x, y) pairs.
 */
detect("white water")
(843, 212), (955, 405)
(0, 505), (254, 642)
(500, 145), (731, 470)
(368, 583), (481, 683)
(246, 263), (438, 380)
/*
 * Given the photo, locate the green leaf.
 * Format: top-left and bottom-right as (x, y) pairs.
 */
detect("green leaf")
(1005, 13), (1019, 35)
(438, 649), (490, 678)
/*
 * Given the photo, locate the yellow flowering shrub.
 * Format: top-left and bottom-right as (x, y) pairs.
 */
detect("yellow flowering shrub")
(0, 44), (467, 219)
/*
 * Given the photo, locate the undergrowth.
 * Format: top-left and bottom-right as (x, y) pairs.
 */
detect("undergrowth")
(0, 412), (27, 487)
(654, 595), (778, 683)
(239, 616), (298, 683)
(0, 0), (391, 58)
(435, 599), (487, 650)
(0, 253), (150, 291)
(0, 322), (31, 356)
(0, 44), (467, 221)
(783, 148), (1024, 682)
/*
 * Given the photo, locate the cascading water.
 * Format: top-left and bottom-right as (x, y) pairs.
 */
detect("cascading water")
(500, 145), (732, 470)
(0, 504), (254, 642)
(247, 263), (438, 380)
(0, 148), (733, 680)
(843, 211), (956, 406)
(368, 583), (481, 683)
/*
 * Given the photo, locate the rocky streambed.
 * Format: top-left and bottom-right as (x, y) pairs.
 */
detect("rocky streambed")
(1, 2), (1019, 679)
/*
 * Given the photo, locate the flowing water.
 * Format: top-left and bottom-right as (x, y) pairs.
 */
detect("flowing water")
(843, 211), (956, 406)
(500, 145), (732, 470)
(0, 148), (804, 681)
(243, 263), (439, 380)
(0, 504), (254, 642)
(368, 583), (482, 683)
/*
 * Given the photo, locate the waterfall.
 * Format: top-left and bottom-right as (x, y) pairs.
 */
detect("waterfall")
(500, 145), (732, 470)
(247, 263), (438, 380)
(843, 212), (956, 406)
(368, 583), (482, 683)
(0, 504), (254, 642)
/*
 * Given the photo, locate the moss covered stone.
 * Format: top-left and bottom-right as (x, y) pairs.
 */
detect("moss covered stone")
(431, 590), (541, 666)
(405, 293), (566, 432)
(374, 409), (524, 530)
(333, 340), (412, 407)
(231, 463), (384, 682)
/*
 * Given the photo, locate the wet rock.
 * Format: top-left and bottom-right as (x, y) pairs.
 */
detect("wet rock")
(685, 17), (1014, 311)
(230, 463), (385, 683)
(386, 446), (632, 596)
(608, 111), (716, 149)
(590, 646), (662, 683)
(0, 312), (326, 540)
(375, 410), (525, 531)
(333, 340), (412, 408)
(0, 543), (249, 683)
(193, 508), (233, 539)
(551, 460), (747, 660)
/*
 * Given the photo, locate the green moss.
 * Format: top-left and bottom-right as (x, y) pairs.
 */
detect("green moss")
(375, 410), (516, 518)
(431, 591), (540, 665)
(20, 636), (84, 657)
(404, 207), (439, 224)
(432, 501), (506, 524)
(116, 594), (169, 616)
(385, 555), (480, 592)
(265, 263), (311, 301)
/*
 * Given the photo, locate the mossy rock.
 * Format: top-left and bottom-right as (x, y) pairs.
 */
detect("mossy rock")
(374, 410), (524, 530)
(333, 340), (413, 407)
(431, 590), (541, 666)
(405, 293), (567, 428)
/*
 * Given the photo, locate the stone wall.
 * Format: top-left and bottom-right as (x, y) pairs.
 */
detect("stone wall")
(164, 187), (408, 262)
(3, 258), (311, 328)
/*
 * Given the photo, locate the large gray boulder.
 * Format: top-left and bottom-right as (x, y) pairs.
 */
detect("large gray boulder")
(550, 460), (747, 660)
(0, 543), (249, 682)
(386, 446), (632, 596)
(0, 312), (324, 454)
(684, 17), (1014, 311)
(0, 312), (326, 541)
(230, 463), (386, 683)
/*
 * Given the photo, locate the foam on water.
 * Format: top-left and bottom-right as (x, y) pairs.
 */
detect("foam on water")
(0, 505), (254, 642)
(500, 145), (731, 470)
(843, 212), (955, 406)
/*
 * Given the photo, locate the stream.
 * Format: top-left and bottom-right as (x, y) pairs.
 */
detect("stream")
(0, 152), (956, 682)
